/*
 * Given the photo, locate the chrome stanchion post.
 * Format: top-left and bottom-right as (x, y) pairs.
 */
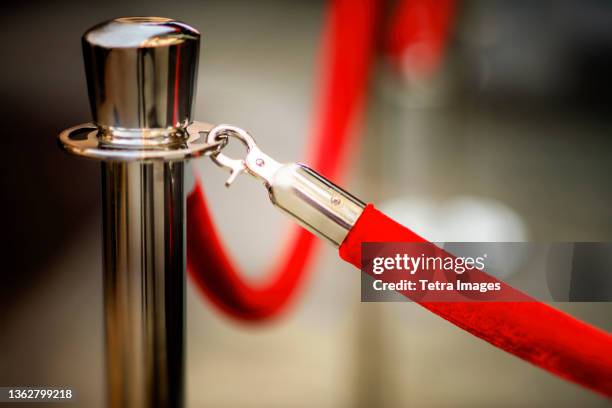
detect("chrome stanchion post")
(58, 17), (217, 407)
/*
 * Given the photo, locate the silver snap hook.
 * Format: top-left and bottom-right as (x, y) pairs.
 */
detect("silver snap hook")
(206, 124), (258, 186)
(205, 124), (284, 187)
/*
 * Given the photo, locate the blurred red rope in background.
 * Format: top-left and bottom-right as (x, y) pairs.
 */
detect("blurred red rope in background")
(187, 0), (380, 320)
(187, 0), (456, 321)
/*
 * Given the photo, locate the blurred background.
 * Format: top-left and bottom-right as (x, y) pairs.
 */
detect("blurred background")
(1, 0), (611, 406)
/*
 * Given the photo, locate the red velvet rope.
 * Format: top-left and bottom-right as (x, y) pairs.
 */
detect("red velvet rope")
(340, 205), (612, 397)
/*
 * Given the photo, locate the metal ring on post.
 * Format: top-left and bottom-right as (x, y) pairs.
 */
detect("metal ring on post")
(58, 121), (221, 162)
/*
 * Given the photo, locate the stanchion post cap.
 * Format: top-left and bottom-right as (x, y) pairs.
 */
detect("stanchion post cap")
(82, 17), (200, 135)
(59, 17), (218, 161)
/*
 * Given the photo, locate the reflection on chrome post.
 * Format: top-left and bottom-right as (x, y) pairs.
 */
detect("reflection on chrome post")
(102, 161), (185, 407)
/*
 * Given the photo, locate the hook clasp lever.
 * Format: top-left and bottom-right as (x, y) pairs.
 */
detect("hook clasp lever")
(206, 124), (282, 187)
